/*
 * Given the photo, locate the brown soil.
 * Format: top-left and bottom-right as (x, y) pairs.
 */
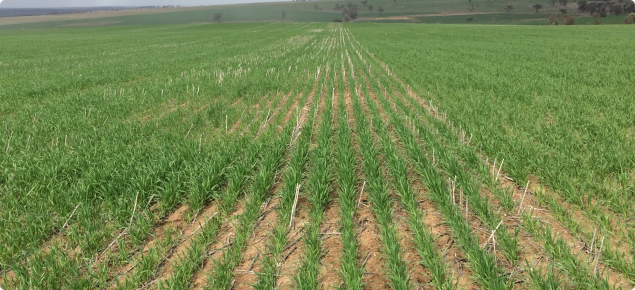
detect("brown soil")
(356, 196), (389, 290)
(316, 75), (344, 289)
(499, 175), (633, 289)
(62, 21), (122, 27)
(275, 196), (311, 289)
(190, 201), (248, 289)
(232, 196), (280, 289)
(526, 178), (632, 259)
(154, 202), (220, 285)
(341, 63), (390, 290)
(394, 204), (433, 289)
(110, 204), (190, 288)
(353, 64), (431, 289)
(282, 91), (305, 129)
(0, 269), (14, 287)
(277, 65), (330, 290)
(317, 202), (345, 289)
(0, 6), (214, 26)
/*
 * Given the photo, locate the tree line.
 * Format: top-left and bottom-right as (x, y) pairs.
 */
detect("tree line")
(334, 1), (386, 22)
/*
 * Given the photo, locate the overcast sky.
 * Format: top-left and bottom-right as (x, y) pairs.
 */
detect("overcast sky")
(0, 0), (290, 8)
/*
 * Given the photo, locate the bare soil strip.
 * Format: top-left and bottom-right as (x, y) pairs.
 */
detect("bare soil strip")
(316, 73), (344, 289)
(277, 67), (330, 290)
(153, 202), (221, 285)
(190, 201), (247, 289)
(231, 196), (281, 289)
(110, 204), (190, 288)
(62, 21), (122, 27)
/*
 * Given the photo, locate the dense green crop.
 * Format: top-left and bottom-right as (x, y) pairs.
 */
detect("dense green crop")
(1, 21), (634, 290)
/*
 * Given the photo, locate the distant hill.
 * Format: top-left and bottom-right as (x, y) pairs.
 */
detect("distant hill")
(0, 0), (633, 28)
(0, 7), (138, 18)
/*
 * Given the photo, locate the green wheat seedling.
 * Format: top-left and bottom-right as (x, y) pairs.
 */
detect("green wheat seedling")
(348, 23), (635, 277)
(521, 210), (616, 290)
(351, 41), (525, 273)
(355, 68), (456, 290)
(346, 55), (410, 290)
(254, 84), (318, 290)
(294, 78), (335, 290)
(334, 75), (364, 290)
(362, 65), (508, 289)
(206, 124), (294, 289)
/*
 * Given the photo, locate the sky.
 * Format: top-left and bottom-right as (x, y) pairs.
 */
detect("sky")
(0, 0), (290, 8)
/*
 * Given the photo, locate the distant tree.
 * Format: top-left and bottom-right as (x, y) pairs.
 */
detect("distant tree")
(341, 5), (359, 21)
(533, 4), (543, 13)
(347, 3), (353, 9)
(378, 7), (384, 16)
(549, 14), (559, 24)
(560, 0), (568, 7)
(504, 5), (514, 12)
(466, 17), (474, 22)
(349, 5), (360, 19)
(468, 0), (472, 3)
(361, 0), (369, 6)
(282, 11), (287, 22)
(560, 8), (568, 14)
(314, 5), (319, 10)
(627, 2), (635, 13)
(577, 1), (587, 11)
(549, 0), (557, 6)
(592, 12), (602, 24)
(585, 2), (598, 13)
(213, 13), (223, 23)
(393, 0), (397, 3)
(468, 5), (475, 12)
(611, 4), (624, 15)
(561, 14), (575, 24)
(342, 8), (351, 21)
(369, 5), (374, 12)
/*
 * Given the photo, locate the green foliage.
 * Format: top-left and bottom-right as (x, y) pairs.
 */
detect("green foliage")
(0, 23), (336, 289)
(2, 18), (635, 290)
